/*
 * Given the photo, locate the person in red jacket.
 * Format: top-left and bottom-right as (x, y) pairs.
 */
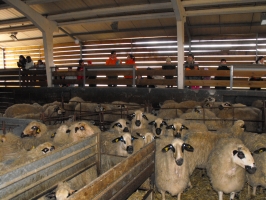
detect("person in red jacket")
(106, 51), (120, 87)
(124, 54), (136, 87)
(77, 59), (85, 87)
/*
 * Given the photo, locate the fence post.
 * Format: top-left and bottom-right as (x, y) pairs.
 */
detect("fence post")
(18, 69), (21, 87)
(133, 65), (136, 87)
(230, 65), (234, 90)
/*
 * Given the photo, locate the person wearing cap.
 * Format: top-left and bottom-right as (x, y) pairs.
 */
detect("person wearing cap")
(249, 56), (265, 90)
(77, 59), (85, 87)
(106, 50), (120, 87)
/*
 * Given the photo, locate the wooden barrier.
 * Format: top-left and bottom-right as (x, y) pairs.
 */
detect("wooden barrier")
(0, 64), (265, 89)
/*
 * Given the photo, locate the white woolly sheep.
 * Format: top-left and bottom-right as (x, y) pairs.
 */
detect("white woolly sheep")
(108, 118), (130, 134)
(55, 181), (76, 200)
(27, 141), (55, 160)
(206, 137), (256, 200)
(51, 124), (70, 146)
(216, 120), (246, 138)
(127, 110), (157, 131)
(155, 137), (194, 200)
(68, 121), (100, 143)
(251, 99), (264, 110)
(148, 117), (168, 136)
(133, 132), (158, 152)
(216, 102), (262, 132)
(183, 131), (231, 175)
(4, 103), (43, 118)
(157, 101), (183, 119)
(101, 132), (138, 156)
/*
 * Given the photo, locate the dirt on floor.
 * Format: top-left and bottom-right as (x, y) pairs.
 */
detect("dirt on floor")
(128, 168), (266, 200)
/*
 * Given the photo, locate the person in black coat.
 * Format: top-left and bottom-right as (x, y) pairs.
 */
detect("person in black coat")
(215, 59), (230, 90)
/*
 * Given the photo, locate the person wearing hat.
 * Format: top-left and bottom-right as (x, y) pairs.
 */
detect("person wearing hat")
(77, 59), (85, 87)
(249, 56), (265, 90)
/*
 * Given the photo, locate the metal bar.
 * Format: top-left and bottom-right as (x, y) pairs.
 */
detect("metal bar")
(230, 65), (234, 90)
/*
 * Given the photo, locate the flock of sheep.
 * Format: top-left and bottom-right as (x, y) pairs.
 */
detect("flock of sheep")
(0, 96), (265, 200)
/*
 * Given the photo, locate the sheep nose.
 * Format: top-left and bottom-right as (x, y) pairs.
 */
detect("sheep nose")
(245, 165), (257, 174)
(135, 120), (141, 127)
(127, 146), (134, 154)
(21, 132), (28, 138)
(156, 128), (161, 135)
(176, 158), (183, 166)
(174, 132), (181, 138)
(123, 127), (129, 132)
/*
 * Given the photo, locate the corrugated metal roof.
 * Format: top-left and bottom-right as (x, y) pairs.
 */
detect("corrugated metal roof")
(0, 0), (266, 48)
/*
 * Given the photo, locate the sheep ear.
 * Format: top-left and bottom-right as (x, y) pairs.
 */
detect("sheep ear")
(142, 114), (148, 120)
(162, 121), (167, 126)
(166, 125), (174, 130)
(253, 147), (266, 154)
(233, 150), (238, 155)
(131, 136), (138, 140)
(162, 144), (175, 153)
(181, 125), (189, 130)
(66, 129), (70, 133)
(148, 121), (155, 125)
(75, 127), (79, 133)
(112, 136), (123, 143)
(50, 146), (55, 151)
(112, 123), (119, 128)
(182, 143), (194, 152)
(127, 114), (134, 121)
(51, 132), (56, 138)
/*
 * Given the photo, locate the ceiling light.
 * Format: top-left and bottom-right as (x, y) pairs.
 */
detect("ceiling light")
(261, 13), (266, 25)
(10, 32), (18, 41)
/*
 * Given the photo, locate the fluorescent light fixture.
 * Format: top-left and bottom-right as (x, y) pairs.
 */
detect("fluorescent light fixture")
(261, 13), (266, 25)
(10, 32), (18, 41)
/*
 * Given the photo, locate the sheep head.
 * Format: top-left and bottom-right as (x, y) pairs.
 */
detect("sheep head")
(149, 118), (167, 136)
(112, 133), (138, 154)
(166, 122), (188, 138)
(162, 138), (194, 166)
(21, 121), (47, 138)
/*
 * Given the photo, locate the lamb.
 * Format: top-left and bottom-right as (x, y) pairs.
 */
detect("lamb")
(68, 121), (100, 143)
(206, 137), (256, 200)
(155, 137), (194, 200)
(127, 110), (157, 131)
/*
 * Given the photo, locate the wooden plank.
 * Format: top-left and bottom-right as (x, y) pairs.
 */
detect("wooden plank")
(68, 141), (155, 200)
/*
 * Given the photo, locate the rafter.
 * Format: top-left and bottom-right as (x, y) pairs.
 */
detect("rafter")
(171, 0), (185, 21)
(182, 0), (266, 7)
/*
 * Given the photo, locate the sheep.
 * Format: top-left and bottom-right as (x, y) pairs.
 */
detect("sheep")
(4, 103), (43, 118)
(108, 118), (130, 134)
(206, 137), (256, 200)
(251, 99), (264, 110)
(51, 124), (70, 146)
(68, 121), (100, 143)
(134, 132), (158, 152)
(0, 132), (25, 163)
(42, 101), (61, 112)
(183, 131), (231, 175)
(165, 121), (189, 138)
(155, 137), (194, 200)
(148, 117), (168, 136)
(27, 141), (55, 160)
(20, 121), (61, 151)
(216, 120), (246, 137)
(55, 181), (76, 200)
(127, 110), (157, 131)
(157, 101), (183, 119)
(101, 132), (138, 156)
(216, 102), (262, 132)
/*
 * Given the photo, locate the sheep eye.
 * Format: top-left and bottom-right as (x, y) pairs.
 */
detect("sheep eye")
(42, 148), (50, 154)
(132, 113), (135, 117)
(31, 126), (38, 130)
(80, 126), (85, 130)
(117, 123), (122, 128)
(50, 146), (55, 151)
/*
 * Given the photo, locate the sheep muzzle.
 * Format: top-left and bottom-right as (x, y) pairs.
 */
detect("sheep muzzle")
(245, 165), (256, 174)
(127, 146), (133, 154)
(21, 132), (29, 138)
(155, 128), (162, 135)
(123, 127), (129, 132)
(135, 120), (141, 127)
(175, 158), (183, 166)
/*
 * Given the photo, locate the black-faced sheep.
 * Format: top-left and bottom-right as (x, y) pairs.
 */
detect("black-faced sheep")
(206, 137), (256, 200)
(155, 137), (194, 200)
(68, 121), (100, 143)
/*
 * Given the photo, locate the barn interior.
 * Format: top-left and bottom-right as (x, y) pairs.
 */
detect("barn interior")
(0, 0), (266, 200)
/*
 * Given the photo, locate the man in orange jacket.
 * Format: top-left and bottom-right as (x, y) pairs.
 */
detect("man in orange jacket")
(106, 50), (120, 87)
